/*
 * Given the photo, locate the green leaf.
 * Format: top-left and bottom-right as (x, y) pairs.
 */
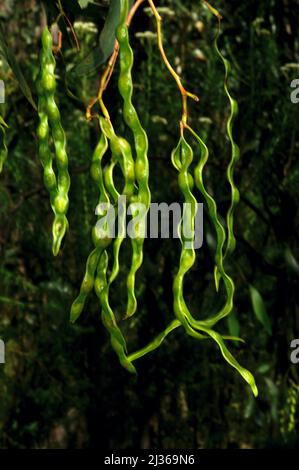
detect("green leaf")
(71, 0), (135, 77)
(249, 285), (272, 335)
(0, 22), (37, 110)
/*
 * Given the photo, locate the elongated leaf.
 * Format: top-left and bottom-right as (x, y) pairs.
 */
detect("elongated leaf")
(249, 285), (272, 335)
(71, 0), (135, 77)
(0, 23), (36, 110)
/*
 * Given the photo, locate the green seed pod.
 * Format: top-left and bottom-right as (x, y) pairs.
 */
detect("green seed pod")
(40, 73), (56, 93)
(46, 100), (61, 122)
(169, 131), (257, 397)
(92, 225), (112, 250)
(70, 248), (102, 323)
(94, 250), (136, 374)
(70, 124), (111, 322)
(171, 136), (198, 327)
(36, 26), (71, 256)
(36, 100), (57, 213)
(54, 194), (69, 214)
(99, 116), (136, 289)
(185, 125), (235, 329)
(99, 117), (135, 199)
(41, 27), (53, 51)
(43, 167), (57, 191)
(52, 214), (68, 256)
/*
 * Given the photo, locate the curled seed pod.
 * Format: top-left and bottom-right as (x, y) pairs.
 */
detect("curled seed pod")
(99, 117), (135, 199)
(214, 25), (240, 261)
(185, 124), (235, 328)
(52, 214), (69, 256)
(197, 324), (258, 397)
(36, 26), (70, 256)
(94, 250), (136, 374)
(109, 192), (126, 285)
(125, 198), (146, 317)
(103, 160), (119, 203)
(116, 0), (151, 317)
(0, 119), (8, 173)
(170, 132), (257, 397)
(76, 118), (131, 371)
(70, 127), (110, 323)
(90, 129), (114, 252)
(101, 144), (125, 286)
(46, 98), (70, 255)
(171, 135), (204, 334)
(99, 116), (135, 286)
(70, 248), (102, 323)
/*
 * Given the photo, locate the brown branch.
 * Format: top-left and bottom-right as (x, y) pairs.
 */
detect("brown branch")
(147, 0), (199, 125)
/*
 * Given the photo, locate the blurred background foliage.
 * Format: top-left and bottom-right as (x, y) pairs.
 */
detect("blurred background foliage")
(0, 0), (299, 449)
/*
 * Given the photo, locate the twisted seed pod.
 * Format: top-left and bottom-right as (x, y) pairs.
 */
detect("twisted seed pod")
(99, 116), (135, 286)
(67, 1), (256, 393)
(169, 133), (257, 396)
(70, 128), (110, 323)
(171, 135), (206, 338)
(129, 320), (245, 364)
(36, 95), (58, 209)
(70, 111), (134, 368)
(102, 157), (126, 285)
(70, 248), (102, 323)
(214, 21), (240, 261)
(103, 161), (127, 285)
(104, 160), (119, 204)
(184, 125), (235, 329)
(125, 199), (145, 318)
(72, 117), (133, 370)
(94, 250), (136, 374)
(0, 120), (8, 173)
(116, 0), (151, 318)
(193, 323), (258, 397)
(99, 116), (135, 199)
(48, 103), (71, 256)
(128, 319), (181, 363)
(37, 27), (70, 256)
